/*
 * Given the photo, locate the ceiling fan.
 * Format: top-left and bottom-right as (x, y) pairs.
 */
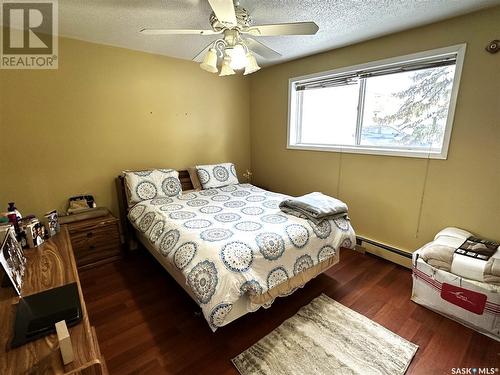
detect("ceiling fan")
(140, 0), (319, 76)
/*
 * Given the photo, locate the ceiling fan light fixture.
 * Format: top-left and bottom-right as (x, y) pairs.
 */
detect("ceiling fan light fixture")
(219, 55), (235, 76)
(200, 48), (218, 73)
(244, 52), (261, 75)
(227, 44), (247, 70)
(143, 0), (321, 78)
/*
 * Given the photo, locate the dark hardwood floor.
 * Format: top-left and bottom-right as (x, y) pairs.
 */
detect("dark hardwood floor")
(79, 248), (500, 375)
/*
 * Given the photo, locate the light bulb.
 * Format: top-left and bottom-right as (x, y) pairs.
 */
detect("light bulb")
(226, 44), (247, 70)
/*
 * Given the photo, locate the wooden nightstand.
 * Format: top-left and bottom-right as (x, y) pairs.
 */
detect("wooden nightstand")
(66, 214), (122, 270)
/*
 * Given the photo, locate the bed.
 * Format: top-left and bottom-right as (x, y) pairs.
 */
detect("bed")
(117, 170), (356, 330)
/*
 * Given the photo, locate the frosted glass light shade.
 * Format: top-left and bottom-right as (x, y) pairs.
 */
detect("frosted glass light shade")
(244, 52), (261, 75)
(227, 45), (247, 70)
(200, 48), (218, 73)
(219, 56), (235, 76)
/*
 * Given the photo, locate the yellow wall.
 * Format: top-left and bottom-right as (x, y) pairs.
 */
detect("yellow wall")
(1, 7), (498, 254)
(0, 37), (251, 218)
(250, 7), (500, 252)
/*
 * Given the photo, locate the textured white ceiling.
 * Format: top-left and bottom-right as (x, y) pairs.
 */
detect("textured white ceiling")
(58, 0), (499, 66)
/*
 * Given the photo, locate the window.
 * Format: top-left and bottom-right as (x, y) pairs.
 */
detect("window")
(288, 45), (466, 159)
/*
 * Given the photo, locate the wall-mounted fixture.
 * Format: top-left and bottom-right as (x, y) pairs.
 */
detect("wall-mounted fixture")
(485, 40), (499, 54)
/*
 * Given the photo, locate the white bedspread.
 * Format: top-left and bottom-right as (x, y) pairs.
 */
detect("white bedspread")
(128, 184), (356, 329)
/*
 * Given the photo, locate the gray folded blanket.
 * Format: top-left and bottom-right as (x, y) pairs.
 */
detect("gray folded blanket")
(279, 192), (348, 224)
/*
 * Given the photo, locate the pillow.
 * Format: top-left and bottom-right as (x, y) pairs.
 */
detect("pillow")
(196, 163), (239, 189)
(188, 167), (202, 191)
(123, 169), (181, 206)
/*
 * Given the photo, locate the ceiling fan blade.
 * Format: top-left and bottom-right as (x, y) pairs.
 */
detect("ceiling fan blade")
(207, 0), (237, 27)
(192, 40), (216, 62)
(243, 22), (319, 36)
(244, 37), (281, 59)
(140, 28), (221, 35)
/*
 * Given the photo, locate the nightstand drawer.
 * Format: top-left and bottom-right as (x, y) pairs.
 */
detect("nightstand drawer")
(73, 239), (121, 267)
(68, 216), (118, 235)
(71, 222), (119, 246)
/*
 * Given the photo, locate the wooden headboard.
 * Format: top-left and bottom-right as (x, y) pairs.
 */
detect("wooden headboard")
(116, 170), (194, 249)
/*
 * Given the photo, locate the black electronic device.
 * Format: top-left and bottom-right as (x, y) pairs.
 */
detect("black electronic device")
(10, 282), (82, 348)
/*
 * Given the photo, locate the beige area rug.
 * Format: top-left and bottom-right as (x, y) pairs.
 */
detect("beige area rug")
(232, 294), (418, 375)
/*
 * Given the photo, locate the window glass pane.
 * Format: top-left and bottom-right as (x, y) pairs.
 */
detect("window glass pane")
(299, 83), (359, 146)
(360, 66), (456, 150)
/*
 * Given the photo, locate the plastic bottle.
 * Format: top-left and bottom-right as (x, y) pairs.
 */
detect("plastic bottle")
(7, 202), (21, 233)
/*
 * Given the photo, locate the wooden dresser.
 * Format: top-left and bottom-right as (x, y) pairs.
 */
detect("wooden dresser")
(66, 214), (122, 270)
(0, 227), (106, 375)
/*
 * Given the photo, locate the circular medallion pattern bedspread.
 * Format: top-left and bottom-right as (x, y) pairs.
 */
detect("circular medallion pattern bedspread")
(128, 183), (356, 330)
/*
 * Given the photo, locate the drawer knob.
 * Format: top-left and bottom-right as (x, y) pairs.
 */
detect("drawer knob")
(89, 245), (96, 250)
(86, 232), (93, 238)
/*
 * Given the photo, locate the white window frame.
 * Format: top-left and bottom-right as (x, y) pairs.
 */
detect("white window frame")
(287, 44), (466, 159)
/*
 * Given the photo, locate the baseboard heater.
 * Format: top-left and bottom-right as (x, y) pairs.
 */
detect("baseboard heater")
(356, 236), (412, 259)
